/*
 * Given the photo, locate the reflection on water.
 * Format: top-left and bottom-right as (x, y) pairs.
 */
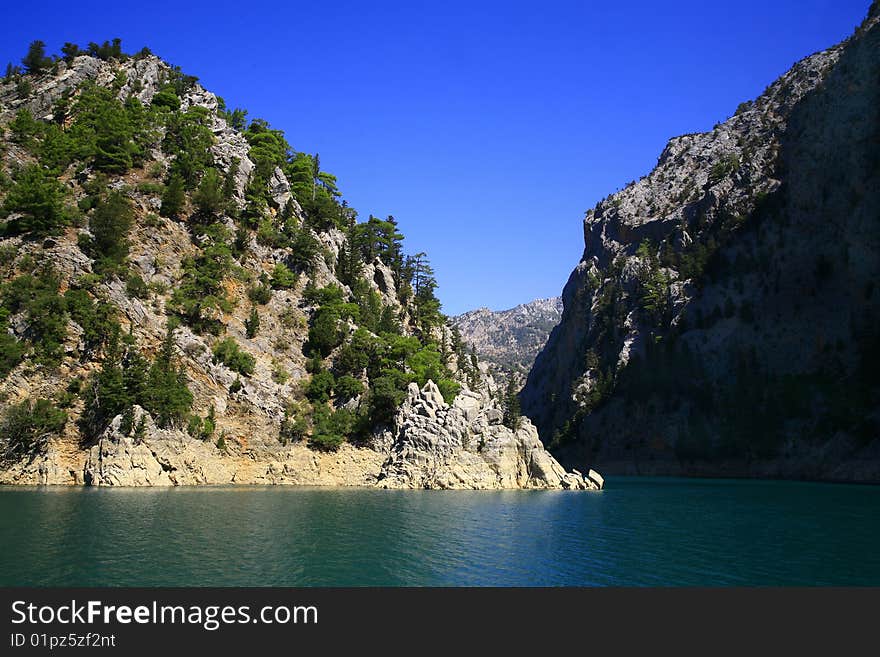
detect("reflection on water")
(0, 478), (878, 586)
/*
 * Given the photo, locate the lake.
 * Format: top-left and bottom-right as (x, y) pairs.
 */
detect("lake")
(1, 477), (877, 586)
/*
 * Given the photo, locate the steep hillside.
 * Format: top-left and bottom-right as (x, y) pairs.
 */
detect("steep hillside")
(0, 40), (594, 489)
(452, 297), (562, 374)
(522, 4), (880, 481)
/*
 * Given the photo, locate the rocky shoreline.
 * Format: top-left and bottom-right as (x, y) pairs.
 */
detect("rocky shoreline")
(0, 380), (603, 491)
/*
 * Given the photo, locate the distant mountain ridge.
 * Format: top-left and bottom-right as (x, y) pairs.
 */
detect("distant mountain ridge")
(452, 297), (562, 373)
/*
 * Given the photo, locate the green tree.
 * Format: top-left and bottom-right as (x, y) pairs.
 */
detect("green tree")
(93, 102), (136, 172)
(468, 348), (480, 389)
(38, 123), (74, 172)
(160, 173), (186, 218)
(502, 376), (522, 431)
(212, 337), (255, 375)
(308, 306), (343, 357)
(170, 226), (234, 333)
(193, 168), (225, 218)
(164, 107), (215, 187)
(637, 241), (671, 323)
(64, 287), (117, 357)
(60, 43), (81, 62)
(2, 270), (70, 364)
(280, 403), (309, 444)
(21, 40), (51, 74)
(0, 327), (25, 379)
(9, 109), (41, 146)
(406, 252), (443, 334)
(244, 118), (289, 182)
(366, 375), (406, 425)
(287, 227), (321, 273)
(4, 62), (20, 81)
(311, 153), (320, 201)
(0, 398), (66, 462)
(306, 369), (335, 403)
(151, 87), (180, 111)
(336, 328), (376, 375)
(335, 375), (364, 402)
(336, 208), (364, 284)
(79, 327), (129, 437)
(309, 405), (351, 451)
(144, 326), (194, 428)
(245, 305), (260, 339)
(88, 191), (134, 274)
(2, 165), (68, 236)
(225, 107), (248, 131)
(270, 263), (297, 289)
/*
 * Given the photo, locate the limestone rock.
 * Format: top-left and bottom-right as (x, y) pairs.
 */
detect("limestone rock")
(377, 380), (599, 490)
(587, 469), (605, 490)
(268, 166), (292, 211)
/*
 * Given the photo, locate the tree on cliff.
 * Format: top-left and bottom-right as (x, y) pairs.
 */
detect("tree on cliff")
(502, 377), (522, 431)
(22, 40), (51, 74)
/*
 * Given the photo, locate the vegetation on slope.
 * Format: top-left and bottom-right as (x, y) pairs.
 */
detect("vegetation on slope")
(0, 38), (473, 460)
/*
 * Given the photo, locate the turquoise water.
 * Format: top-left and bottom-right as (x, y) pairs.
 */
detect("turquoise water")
(0, 477), (877, 586)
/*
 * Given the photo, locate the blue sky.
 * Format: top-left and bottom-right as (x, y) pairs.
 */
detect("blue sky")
(1, 0), (871, 314)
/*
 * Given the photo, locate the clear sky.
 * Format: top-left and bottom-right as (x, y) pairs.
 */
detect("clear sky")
(1, 0), (871, 314)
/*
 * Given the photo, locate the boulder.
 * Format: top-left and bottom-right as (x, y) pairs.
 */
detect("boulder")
(587, 469), (605, 490)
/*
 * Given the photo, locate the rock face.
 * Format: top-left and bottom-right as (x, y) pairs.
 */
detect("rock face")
(452, 298), (563, 375)
(378, 382), (597, 489)
(522, 5), (880, 482)
(83, 406), (230, 486)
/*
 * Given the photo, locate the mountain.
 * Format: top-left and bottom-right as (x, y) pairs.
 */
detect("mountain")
(522, 3), (880, 482)
(452, 297), (562, 374)
(0, 41), (594, 489)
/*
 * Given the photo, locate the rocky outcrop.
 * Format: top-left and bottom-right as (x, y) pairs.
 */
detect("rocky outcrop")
(452, 297), (563, 374)
(377, 382), (597, 489)
(82, 406), (229, 486)
(522, 5), (880, 482)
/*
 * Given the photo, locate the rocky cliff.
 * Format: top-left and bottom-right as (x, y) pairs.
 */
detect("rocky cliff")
(452, 297), (562, 374)
(522, 3), (880, 481)
(0, 44), (591, 489)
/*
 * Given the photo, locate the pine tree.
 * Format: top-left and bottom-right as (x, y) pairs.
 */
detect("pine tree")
(61, 43), (81, 62)
(467, 347), (480, 389)
(1, 164), (68, 236)
(193, 168), (224, 218)
(79, 326), (129, 439)
(93, 104), (135, 173)
(144, 325), (193, 428)
(311, 153), (320, 201)
(160, 174), (186, 218)
(450, 325), (467, 372)
(405, 252), (442, 334)
(245, 306), (260, 339)
(89, 191), (134, 273)
(21, 40), (51, 74)
(337, 211), (363, 287)
(502, 376), (522, 431)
